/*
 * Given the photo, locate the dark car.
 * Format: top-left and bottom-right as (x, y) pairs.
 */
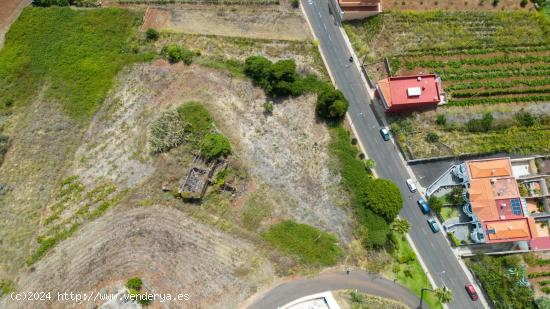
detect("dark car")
(417, 198), (431, 214)
(465, 284), (479, 301)
(379, 128), (390, 141)
(427, 218), (440, 233)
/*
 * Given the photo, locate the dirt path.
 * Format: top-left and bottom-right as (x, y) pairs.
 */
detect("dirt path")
(0, 0), (30, 49)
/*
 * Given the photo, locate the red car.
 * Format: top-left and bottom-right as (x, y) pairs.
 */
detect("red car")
(465, 284), (479, 301)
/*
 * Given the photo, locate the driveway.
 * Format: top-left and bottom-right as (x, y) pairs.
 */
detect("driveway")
(247, 269), (422, 309)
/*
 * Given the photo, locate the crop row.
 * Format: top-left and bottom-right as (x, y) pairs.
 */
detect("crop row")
(403, 44), (550, 57)
(404, 55), (550, 70)
(450, 87), (550, 98)
(447, 94), (550, 106)
(445, 78), (550, 91)
(437, 68), (550, 82)
(529, 271), (550, 279)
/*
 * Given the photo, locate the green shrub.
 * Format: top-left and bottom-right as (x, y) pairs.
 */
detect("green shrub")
(449, 232), (460, 247)
(315, 85), (349, 122)
(145, 28), (159, 41)
(291, 0), (299, 8)
(126, 277), (143, 291)
(0, 279), (15, 297)
(436, 114), (447, 126)
(426, 132), (439, 143)
(161, 44), (194, 64)
(466, 113), (493, 132)
(263, 101), (274, 114)
(520, 0), (528, 7)
(262, 220), (343, 266)
(200, 133), (231, 160)
(363, 209), (390, 248)
(364, 179), (403, 222)
(516, 111), (535, 127)
(244, 56), (303, 97)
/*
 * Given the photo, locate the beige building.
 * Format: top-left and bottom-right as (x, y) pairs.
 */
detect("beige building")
(337, 0), (382, 20)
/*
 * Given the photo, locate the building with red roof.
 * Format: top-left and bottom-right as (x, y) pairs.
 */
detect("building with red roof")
(375, 74), (445, 113)
(336, 0), (382, 20)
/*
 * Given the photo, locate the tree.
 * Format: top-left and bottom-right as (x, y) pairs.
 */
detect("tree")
(243, 56), (303, 97)
(33, 0), (69, 6)
(200, 133), (231, 160)
(434, 287), (453, 304)
(364, 179), (403, 222)
(316, 85), (349, 121)
(428, 195), (443, 212)
(448, 187), (464, 205)
(391, 218), (411, 234)
(244, 56), (273, 82)
(145, 28), (159, 41)
(161, 44), (194, 64)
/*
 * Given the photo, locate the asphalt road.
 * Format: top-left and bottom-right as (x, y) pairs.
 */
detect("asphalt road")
(300, 1), (485, 308)
(248, 269), (421, 309)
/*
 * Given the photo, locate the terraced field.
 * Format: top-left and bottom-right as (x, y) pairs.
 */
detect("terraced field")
(345, 11), (550, 158)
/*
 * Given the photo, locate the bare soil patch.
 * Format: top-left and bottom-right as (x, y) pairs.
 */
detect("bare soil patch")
(1, 206), (274, 309)
(139, 5), (311, 41)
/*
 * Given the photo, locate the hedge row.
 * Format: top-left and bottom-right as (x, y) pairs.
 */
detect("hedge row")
(448, 94), (550, 106)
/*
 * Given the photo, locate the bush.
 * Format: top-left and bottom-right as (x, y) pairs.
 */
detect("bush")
(200, 133), (231, 160)
(161, 44), (194, 64)
(263, 101), (274, 114)
(449, 187), (464, 205)
(516, 111), (535, 127)
(126, 277), (143, 291)
(520, 0), (528, 6)
(466, 112), (493, 132)
(436, 114), (447, 126)
(316, 85), (349, 122)
(364, 179), (403, 222)
(145, 28), (159, 41)
(291, 0), (299, 8)
(243, 56), (303, 97)
(449, 232), (460, 247)
(0, 279), (15, 297)
(426, 132), (439, 143)
(262, 220), (343, 266)
(148, 109), (187, 153)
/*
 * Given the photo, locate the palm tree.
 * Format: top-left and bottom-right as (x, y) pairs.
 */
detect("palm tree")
(390, 218), (411, 234)
(434, 287), (453, 304)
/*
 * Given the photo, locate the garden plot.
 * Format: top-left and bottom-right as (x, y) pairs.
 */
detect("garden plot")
(345, 11), (550, 159)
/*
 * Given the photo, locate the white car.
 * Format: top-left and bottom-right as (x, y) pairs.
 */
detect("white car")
(406, 178), (417, 192)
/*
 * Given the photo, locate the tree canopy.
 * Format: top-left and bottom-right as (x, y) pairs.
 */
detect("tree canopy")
(316, 85), (349, 121)
(200, 133), (231, 160)
(244, 56), (303, 97)
(364, 178), (403, 222)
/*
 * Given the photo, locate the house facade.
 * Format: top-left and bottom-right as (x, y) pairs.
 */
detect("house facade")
(336, 0), (382, 20)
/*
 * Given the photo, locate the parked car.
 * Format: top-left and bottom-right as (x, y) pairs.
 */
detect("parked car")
(465, 284), (479, 301)
(427, 218), (440, 233)
(406, 178), (417, 192)
(417, 198), (430, 214)
(379, 128), (390, 141)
